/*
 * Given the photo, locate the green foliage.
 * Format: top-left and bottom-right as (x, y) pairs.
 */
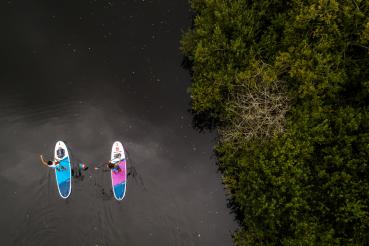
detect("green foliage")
(182, 0), (369, 244)
(218, 107), (369, 245)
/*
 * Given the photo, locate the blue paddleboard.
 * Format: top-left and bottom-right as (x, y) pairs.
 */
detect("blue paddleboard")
(54, 141), (72, 199)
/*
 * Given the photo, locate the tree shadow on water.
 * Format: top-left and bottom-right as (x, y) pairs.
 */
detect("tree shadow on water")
(190, 109), (220, 133)
(181, 56), (221, 133)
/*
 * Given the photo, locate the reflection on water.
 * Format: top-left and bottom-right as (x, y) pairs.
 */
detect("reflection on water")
(0, 0), (236, 245)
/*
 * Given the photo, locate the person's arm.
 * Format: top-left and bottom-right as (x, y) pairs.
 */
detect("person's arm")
(111, 158), (120, 163)
(94, 162), (108, 170)
(40, 155), (48, 166)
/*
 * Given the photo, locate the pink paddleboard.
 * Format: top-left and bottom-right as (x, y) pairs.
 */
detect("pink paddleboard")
(111, 141), (127, 200)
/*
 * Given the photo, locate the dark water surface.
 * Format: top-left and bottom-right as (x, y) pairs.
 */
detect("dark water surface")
(0, 1), (236, 245)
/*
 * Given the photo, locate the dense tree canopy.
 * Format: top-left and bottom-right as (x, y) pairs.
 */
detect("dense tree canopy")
(182, 0), (369, 245)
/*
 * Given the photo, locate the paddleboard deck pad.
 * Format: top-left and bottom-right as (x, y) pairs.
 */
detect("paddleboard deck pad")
(54, 141), (72, 198)
(111, 141), (127, 200)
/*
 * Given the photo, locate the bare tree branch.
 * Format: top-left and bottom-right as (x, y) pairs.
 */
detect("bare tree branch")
(220, 63), (289, 143)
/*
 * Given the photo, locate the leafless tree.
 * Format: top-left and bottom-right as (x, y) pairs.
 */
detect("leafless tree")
(220, 62), (289, 143)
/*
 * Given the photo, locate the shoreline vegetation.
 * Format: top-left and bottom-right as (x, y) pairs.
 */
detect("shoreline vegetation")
(181, 0), (369, 245)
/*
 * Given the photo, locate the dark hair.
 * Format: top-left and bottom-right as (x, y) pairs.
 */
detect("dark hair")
(108, 163), (115, 169)
(47, 161), (53, 165)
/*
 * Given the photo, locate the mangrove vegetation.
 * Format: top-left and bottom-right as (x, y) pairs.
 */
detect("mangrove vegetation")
(181, 0), (369, 245)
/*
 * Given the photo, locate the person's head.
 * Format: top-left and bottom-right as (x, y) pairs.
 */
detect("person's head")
(47, 160), (53, 166)
(108, 163), (115, 169)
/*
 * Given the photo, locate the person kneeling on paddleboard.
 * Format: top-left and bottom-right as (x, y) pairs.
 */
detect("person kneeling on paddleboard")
(108, 160), (122, 173)
(108, 161), (121, 173)
(40, 155), (66, 171)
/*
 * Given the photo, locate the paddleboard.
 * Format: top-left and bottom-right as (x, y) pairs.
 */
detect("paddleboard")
(111, 141), (127, 200)
(54, 141), (72, 199)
